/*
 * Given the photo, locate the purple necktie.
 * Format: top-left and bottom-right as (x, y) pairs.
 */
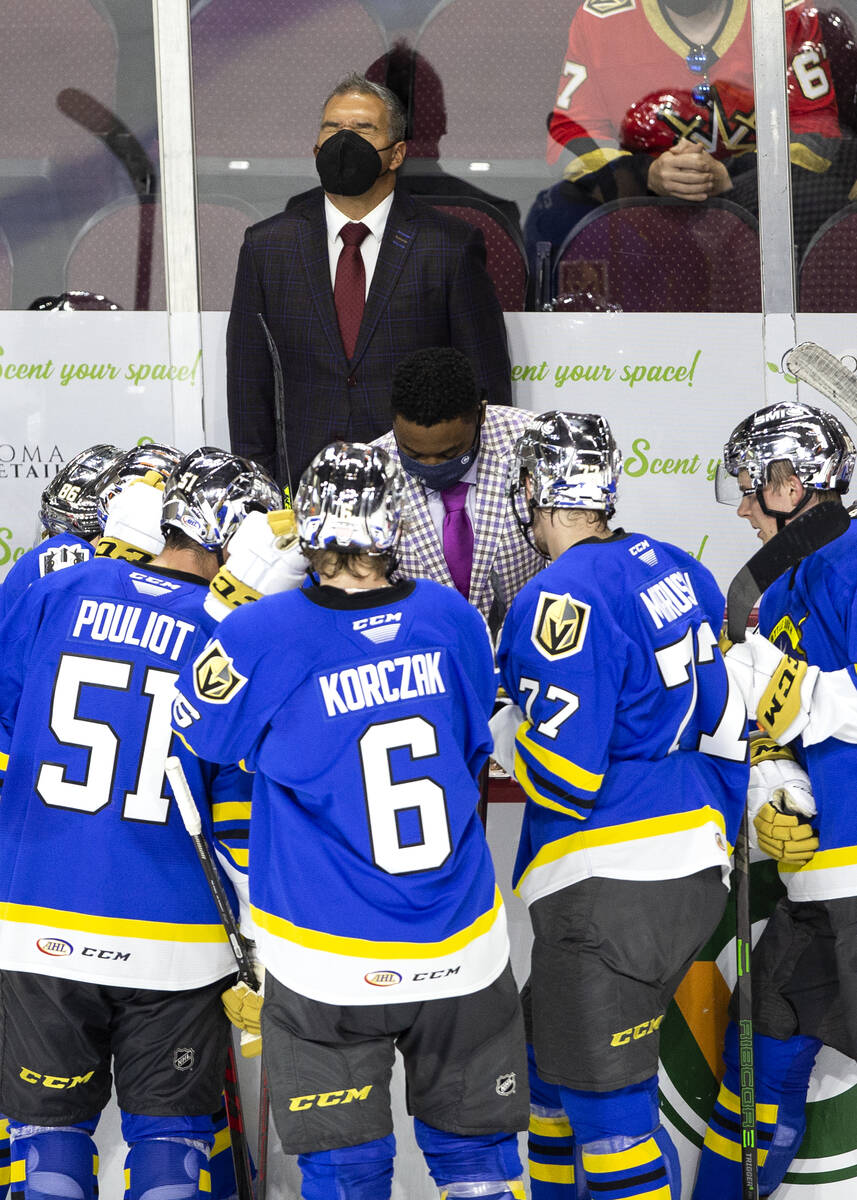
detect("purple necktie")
(441, 481), (474, 598)
(333, 221), (369, 360)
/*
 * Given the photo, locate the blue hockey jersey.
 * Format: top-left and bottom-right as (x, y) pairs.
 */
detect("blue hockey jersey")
(759, 517), (857, 901)
(173, 578), (510, 1006)
(0, 557), (251, 990)
(497, 531), (749, 906)
(0, 532), (93, 620)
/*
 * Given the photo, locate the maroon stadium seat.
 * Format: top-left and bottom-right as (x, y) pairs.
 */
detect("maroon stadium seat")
(553, 198), (761, 312)
(799, 201), (857, 312)
(422, 197), (529, 310)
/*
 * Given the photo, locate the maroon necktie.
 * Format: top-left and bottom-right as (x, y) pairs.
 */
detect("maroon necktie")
(441, 482), (474, 598)
(334, 221), (370, 360)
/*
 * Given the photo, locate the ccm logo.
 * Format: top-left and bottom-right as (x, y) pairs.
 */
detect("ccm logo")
(364, 971), (402, 987)
(37, 938), (72, 957)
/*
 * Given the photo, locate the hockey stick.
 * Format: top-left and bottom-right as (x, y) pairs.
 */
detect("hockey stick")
(165, 756), (257, 1200)
(257, 314), (294, 508)
(785, 341), (857, 426)
(733, 805), (758, 1200)
(56, 88), (157, 310)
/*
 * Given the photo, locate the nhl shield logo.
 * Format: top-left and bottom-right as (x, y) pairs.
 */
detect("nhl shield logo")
(173, 1047), (195, 1072)
(192, 640), (247, 705)
(496, 1072), (517, 1096)
(531, 592), (591, 660)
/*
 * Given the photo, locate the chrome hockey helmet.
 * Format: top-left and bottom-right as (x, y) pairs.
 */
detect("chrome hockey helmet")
(716, 400), (856, 505)
(161, 447), (281, 550)
(39, 443), (123, 539)
(509, 411), (623, 539)
(96, 442), (184, 528)
(295, 442), (405, 555)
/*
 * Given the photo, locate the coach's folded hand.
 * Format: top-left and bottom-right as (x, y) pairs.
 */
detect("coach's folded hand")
(222, 978), (264, 1058)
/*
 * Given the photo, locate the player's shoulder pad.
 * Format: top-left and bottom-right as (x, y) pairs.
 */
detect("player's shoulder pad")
(583, 0), (636, 19)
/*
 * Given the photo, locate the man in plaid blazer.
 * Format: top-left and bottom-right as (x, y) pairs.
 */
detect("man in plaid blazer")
(374, 348), (543, 631)
(226, 72), (511, 491)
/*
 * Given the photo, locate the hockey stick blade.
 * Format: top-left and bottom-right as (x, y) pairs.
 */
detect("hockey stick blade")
(57, 88), (155, 197)
(726, 501), (850, 643)
(785, 342), (857, 427)
(256, 314), (294, 507)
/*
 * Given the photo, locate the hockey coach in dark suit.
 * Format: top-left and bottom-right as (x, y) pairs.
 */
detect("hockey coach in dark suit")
(226, 71), (512, 490)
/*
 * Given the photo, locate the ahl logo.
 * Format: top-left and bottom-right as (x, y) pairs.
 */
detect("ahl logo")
(353, 612), (402, 644)
(39, 545), (90, 577)
(364, 970), (402, 987)
(173, 1047), (195, 1072)
(531, 592), (590, 661)
(629, 539), (658, 567)
(192, 640), (247, 704)
(37, 937), (73, 957)
(496, 1073), (517, 1096)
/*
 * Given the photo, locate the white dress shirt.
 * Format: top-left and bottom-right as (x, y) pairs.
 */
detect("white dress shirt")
(324, 192), (395, 297)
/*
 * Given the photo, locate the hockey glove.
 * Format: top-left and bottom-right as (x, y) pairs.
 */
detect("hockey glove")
(747, 735), (818, 864)
(221, 972), (264, 1058)
(95, 470), (165, 563)
(204, 509), (306, 621)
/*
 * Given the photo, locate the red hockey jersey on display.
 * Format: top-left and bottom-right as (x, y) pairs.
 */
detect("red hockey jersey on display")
(548, 0), (840, 183)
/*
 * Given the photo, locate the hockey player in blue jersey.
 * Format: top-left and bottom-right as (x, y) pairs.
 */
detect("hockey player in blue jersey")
(693, 401), (857, 1199)
(0, 448), (281, 1200)
(0, 443), (121, 618)
(492, 412), (749, 1200)
(172, 441), (530, 1200)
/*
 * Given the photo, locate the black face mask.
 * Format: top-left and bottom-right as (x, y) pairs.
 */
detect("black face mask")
(314, 129), (396, 197)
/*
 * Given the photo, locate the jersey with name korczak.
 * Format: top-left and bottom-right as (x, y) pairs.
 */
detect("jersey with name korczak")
(0, 557), (250, 990)
(173, 578), (508, 1006)
(497, 531), (748, 907)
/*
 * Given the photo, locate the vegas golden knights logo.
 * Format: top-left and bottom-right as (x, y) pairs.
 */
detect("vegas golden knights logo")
(531, 592), (591, 660)
(192, 640), (247, 704)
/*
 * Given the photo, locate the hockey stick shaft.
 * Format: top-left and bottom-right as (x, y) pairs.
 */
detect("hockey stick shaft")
(165, 756), (258, 1199)
(734, 809), (758, 1200)
(785, 342), (857, 427)
(257, 314), (294, 507)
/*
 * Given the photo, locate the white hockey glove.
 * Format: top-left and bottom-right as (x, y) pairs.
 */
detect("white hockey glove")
(204, 509), (306, 621)
(489, 700), (525, 777)
(95, 470), (165, 563)
(222, 964), (265, 1058)
(748, 736), (818, 864)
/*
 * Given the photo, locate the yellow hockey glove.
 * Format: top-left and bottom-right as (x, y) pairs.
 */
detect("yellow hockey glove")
(204, 509), (306, 620)
(754, 802), (819, 864)
(221, 979), (264, 1058)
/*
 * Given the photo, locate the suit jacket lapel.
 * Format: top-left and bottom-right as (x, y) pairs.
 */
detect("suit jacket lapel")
(469, 447), (506, 607)
(401, 474), (452, 586)
(351, 190), (417, 364)
(296, 194), (345, 361)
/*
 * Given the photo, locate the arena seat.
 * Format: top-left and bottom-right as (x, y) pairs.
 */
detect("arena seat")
(414, 0), (577, 161)
(552, 197), (761, 312)
(820, 7), (857, 135)
(422, 196), (529, 310)
(798, 201), (857, 312)
(191, 0), (387, 163)
(65, 195), (263, 311)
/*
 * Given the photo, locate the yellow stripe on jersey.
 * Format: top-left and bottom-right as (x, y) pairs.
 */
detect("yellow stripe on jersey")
(515, 807), (727, 895)
(515, 753), (587, 818)
(173, 729), (198, 757)
(200, 1168), (212, 1192)
(212, 801), (252, 822)
(717, 1084), (778, 1125)
(238, 759), (253, 774)
(251, 886), (503, 959)
(211, 1126), (232, 1157)
(529, 1160), (575, 1184)
(562, 146), (630, 183)
(780, 845), (857, 873)
(218, 844), (249, 868)
(516, 724), (603, 794)
(0, 901), (229, 943)
(10, 1159), (25, 1183)
(703, 1126), (769, 1165)
(0, 751), (8, 771)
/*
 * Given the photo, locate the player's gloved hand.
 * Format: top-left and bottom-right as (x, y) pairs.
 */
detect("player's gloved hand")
(222, 970), (264, 1058)
(489, 698), (525, 777)
(204, 509), (306, 620)
(747, 735), (817, 863)
(95, 470), (165, 563)
(723, 632), (813, 741)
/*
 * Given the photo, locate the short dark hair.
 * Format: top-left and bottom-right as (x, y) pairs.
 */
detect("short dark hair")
(391, 347), (482, 426)
(323, 72), (407, 143)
